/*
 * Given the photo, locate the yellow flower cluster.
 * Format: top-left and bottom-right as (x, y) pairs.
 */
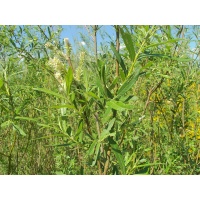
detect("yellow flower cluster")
(45, 42), (54, 50)
(185, 120), (200, 140)
(184, 82), (200, 140)
(48, 57), (66, 91)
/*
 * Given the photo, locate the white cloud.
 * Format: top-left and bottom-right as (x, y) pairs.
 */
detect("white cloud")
(80, 41), (86, 46)
(120, 44), (126, 50)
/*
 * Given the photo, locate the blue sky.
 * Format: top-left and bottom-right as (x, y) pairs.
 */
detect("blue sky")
(60, 25), (116, 52)
(60, 25), (198, 54)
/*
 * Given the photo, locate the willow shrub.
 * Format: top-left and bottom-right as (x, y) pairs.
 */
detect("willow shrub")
(0, 25), (200, 174)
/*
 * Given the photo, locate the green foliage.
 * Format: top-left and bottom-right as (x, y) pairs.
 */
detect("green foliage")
(0, 25), (200, 175)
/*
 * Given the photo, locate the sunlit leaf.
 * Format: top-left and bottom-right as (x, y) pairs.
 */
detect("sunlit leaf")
(33, 88), (66, 99)
(13, 124), (26, 136)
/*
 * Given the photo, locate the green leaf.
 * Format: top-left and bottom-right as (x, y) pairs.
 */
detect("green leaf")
(87, 91), (100, 99)
(9, 39), (17, 48)
(158, 74), (171, 79)
(119, 95), (138, 103)
(107, 100), (133, 111)
(105, 86), (113, 99)
(99, 131), (115, 142)
(109, 76), (119, 90)
(33, 88), (66, 99)
(102, 107), (113, 124)
(37, 51), (40, 58)
(108, 137), (126, 174)
(25, 28), (33, 39)
(116, 67), (141, 98)
(99, 118), (116, 142)
(65, 67), (73, 95)
(1, 120), (12, 128)
(138, 53), (171, 60)
(19, 26), (22, 34)
(97, 65), (113, 98)
(120, 27), (135, 62)
(144, 38), (183, 49)
(107, 118), (116, 131)
(125, 152), (136, 166)
(13, 124), (26, 136)
(48, 27), (51, 38)
(100, 62), (106, 85)
(91, 142), (101, 167)
(0, 79), (3, 89)
(87, 140), (97, 156)
(110, 42), (127, 76)
(96, 77), (106, 97)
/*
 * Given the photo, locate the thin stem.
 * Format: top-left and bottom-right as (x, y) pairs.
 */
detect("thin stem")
(115, 25), (120, 77)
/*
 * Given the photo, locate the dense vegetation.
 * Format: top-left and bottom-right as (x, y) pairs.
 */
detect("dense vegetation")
(0, 25), (200, 175)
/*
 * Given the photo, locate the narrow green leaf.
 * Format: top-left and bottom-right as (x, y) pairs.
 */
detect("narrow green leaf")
(96, 78), (105, 97)
(109, 76), (119, 90)
(110, 42), (127, 76)
(0, 79), (3, 89)
(10, 39), (17, 48)
(87, 91), (100, 99)
(99, 131), (116, 142)
(37, 51), (40, 58)
(158, 74), (171, 79)
(25, 28), (33, 39)
(33, 88), (66, 99)
(48, 27), (51, 38)
(99, 118), (116, 142)
(120, 28), (135, 62)
(101, 62), (106, 85)
(87, 140), (97, 156)
(138, 53), (171, 60)
(105, 86), (113, 99)
(144, 38), (183, 49)
(125, 152), (136, 166)
(19, 26), (22, 34)
(116, 67), (141, 98)
(119, 68), (126, 81)
(108, 137), (126, 174)
(107, 118), (116, 131)
(107, 100), (133, 111)
(13, 124), (26, 136)
(102, 107), (113, 124)
(91, 142), (101, 167)
(119, 95), (138, 103)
